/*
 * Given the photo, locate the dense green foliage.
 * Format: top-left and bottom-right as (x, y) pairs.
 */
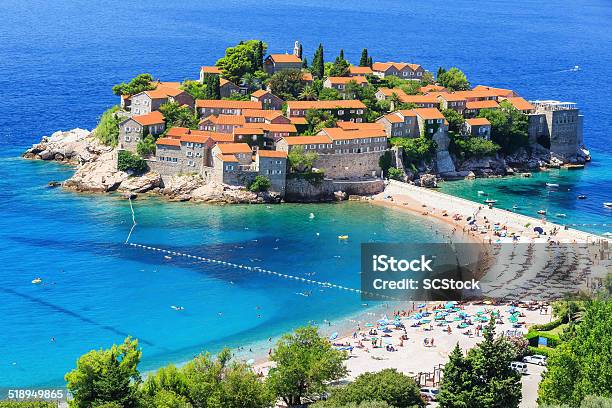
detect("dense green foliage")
(216, 40), (267, 83)
(441, 108), (464, 133)
(318, 87), (342, 101)
(94, 106), (122, 147)
(298, 85), (318, 101)
(249, 175), (272, 192)
(117, 150), (147, 174)
(390, 136), (436, 165)
(437, 318), (522, 408)
(420, 71), (435, 86)
(378, 150), (393, 176)
(478, 100), (528, 154)
(311, 44), (325, 79)
(304, 109), (337, 135)
(437, 67), (470, 91)
(136, 134), (156, 157)
(267, 326), (348, 407)
(359, 48), (370, 67)
(181, 80), (209, 100)
(538, 300), (612, 407)
(112, 73), (155, 96)
(159, 102), (198, 129)
(384, 76), (421, 95)
(316, 369), (424, 408)
(267, 69), (307, 100)
(0, 404), (56, 408)
(65, 337), (142, 408)
(314, 402), (393, 408)
(329, 49), (350, 77)
(387, 167), (405, 181)
(287, 146), (318, 172)
(450, 132), (501, 159)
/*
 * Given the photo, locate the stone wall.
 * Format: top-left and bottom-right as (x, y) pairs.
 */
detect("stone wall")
(285, 177), (384, 202)
(314, 151), (384, 179)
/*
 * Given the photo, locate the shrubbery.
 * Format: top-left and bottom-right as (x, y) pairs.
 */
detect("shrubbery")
(249, 175), (271, 192)
(387, 167), (404, 181)
(94, 106), (122, 147)
(136, 134), (156, 157)
(390, 136), (436, 165)
(450, 133), (501, 159)
(118, 150), (147, 174)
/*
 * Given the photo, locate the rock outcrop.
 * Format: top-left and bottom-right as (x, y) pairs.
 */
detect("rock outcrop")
(419, 174), (438, 188)
(63, 151), (128, 192)
(23, 129), (110, 165)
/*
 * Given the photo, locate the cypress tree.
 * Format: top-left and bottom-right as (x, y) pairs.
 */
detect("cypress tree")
(437, 66), (446, 79)
(297, 43), (303, 59)
(368, 56), (373, 67)
(256, 41), (264, 71)
(359, 48), (369, 67)
(312, 43), (324, 79)
(211, 75), (221, 99)
(339, 49), (344, 60)
(302, 57), (308, 69)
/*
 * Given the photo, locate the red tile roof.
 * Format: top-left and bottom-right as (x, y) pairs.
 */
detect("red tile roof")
(201, 115), (246, 125)
(195, 100), (262, 109)
(166, 127), (190, 138)
(286, 100), (366, 110)
(267, 54), (302, 63)
(466, 100), (500, 110)
(234, 128), (264, 135)
(349, 66), (373, 75)
(156, 138), (181, 147)
(200, 66), (222, 74)
(337, 122), (386, 131)
(257, 150), (288, 158)
(216, 143), (252, 154)
(420, 85), (447, 93)
(251, 89), (270, 98)
(466, 118), (491, 126)
(320, 127), (386, 141)
(132, 111), (165, 126)
(372, 62), (422, 72)
(216, 153), (239, 162)
(473, 85), (515, 98)
(414, 108), (445, 120)
(325, 76), (368, 85)
(504, 97), (535, 111)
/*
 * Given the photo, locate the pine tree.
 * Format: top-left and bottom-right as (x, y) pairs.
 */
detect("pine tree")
(359, 48), (369, 67)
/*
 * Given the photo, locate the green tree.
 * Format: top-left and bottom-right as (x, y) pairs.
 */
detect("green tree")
(299, 85), (318, 101)
(359, 49), (369, 67)
(137, 134), (157, 157)
(305, 109), (337, 134)
(478, 100), (528, 154)
(117, 150), (148, 174)
(94, 106), (123, 147)
(318, 87), (341, 101)
(420, 71), (435, 86)
(319, 369), (424, 408)
(450, 133), (501, 159)
(296, 43), (303, 59)
(387, 167), (405, 181)
(216, 40), (267, 83)
(378, 150), (393, 176)
(267, 69), (307, 100)
(441, 108), (465, 133)
(437, 318), (522, 408)
(390, 136), (435, 165)
(268, 326), (348, 407)
(65, 337), (142, 408)
(302, 57), (309, 69)
(343, 80), (362, 100)
(329, 50), (350, 77)
(240, 72), (261, 93)
(249, 175), (272, 192)
(287, 146), (319, 172)
(159, 102), (198, 129)
(314, 402), (393, 408)
(436, 67), (446, 80)
(538, 300), (612, 407)
(112, 73), (155, 96)
(312, 44), (325, 79)
(437, 67), (470, 91)
(181, 80), (208, 100)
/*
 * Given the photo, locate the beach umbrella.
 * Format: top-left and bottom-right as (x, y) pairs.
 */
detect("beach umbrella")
(417, 303), (426, 308)
(534, 226), (544, 234)
(329, 332), (338, 341)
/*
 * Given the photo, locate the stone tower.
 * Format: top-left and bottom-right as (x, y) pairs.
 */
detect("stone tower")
(293, 41), (301, 57)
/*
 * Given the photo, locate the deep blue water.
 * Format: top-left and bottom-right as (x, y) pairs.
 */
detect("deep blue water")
(1, 0), (611, 386)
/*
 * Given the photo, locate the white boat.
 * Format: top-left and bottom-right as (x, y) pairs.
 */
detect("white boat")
(537, 210), (547, 215)
(164, 255), (172, 260)
(512, 204), (519, 209)
(555, 213), (567, 218)
(477, 191), (486, 195)
(604, 202), (612, 208)
(309, 213), (315, 219)
(31, 278), (42, 284)
(546, 183), (559, 187)
(577, 195), (587, 200)
(484, 199), (497, 204)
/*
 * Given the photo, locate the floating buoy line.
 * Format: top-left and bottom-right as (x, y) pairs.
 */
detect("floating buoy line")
(124, 200), (391, 300)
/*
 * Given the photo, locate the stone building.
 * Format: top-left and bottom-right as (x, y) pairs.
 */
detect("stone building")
(263, 54), (303, 74)
(436, 93), (467, 114)
(371, 62), (425, 80)
(527, 100), (583, 160)
(377, 110), (418, 138)
(323, 76), (368, 94)
(251, 89), (284, 110)
(464, 100), (500, 118)
(285, 100), (367, 122)
(375, 88), (438, 109)
(348, 66), (373, 77)
(118, 111), (165, 152)
(195, 100), (262, 117)
(463, 118), (492, 139)
(255, 150), (288, 194)
(130, 84), (194, 115)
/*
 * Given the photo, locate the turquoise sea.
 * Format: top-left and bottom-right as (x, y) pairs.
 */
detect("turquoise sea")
(1, 0), (611, 387)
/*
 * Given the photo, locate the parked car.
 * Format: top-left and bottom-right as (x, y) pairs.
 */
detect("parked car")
(523, 354), (547, 366)
(510, 361), (528, 374)
(420, 387), (439, 401)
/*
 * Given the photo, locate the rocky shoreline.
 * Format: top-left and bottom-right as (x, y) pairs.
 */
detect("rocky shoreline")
(23, 129), (281, 204)
(23, 128), (589, 200)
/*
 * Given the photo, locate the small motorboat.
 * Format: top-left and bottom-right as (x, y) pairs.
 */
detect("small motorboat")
(577, 195), (587, 200)
(512, 204), (519, 209)
(309, 212), (315, 219)
(546, 183), (559, 187)
(537, 210), (547, 215)
(164, 255), (172, 260)
(604, 202), (612, 208)
(171, 305), (184, 311)
(31, 278), (42, 284)
(338, 235), (349, 240)
(556, 213), (567, 218)
(477, 191), (487, 196)
(484, 199), (497, 204)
